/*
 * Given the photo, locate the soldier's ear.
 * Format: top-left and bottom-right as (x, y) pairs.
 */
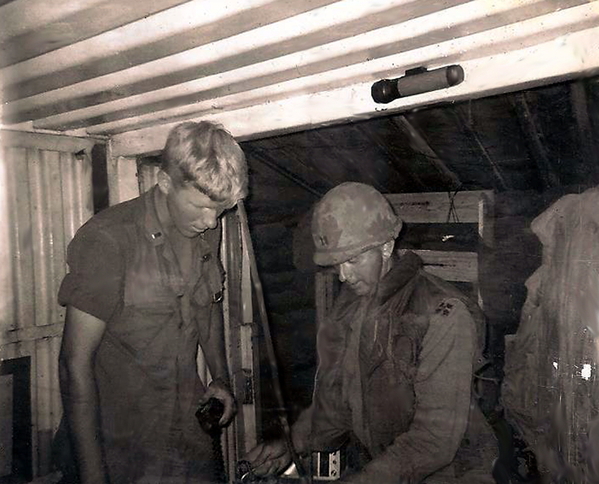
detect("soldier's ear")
(382, 239), (395, 260)
(157, 170), (172, 195)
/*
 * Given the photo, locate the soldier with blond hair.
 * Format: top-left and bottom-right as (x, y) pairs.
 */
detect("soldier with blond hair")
(56, 121), (248, 484)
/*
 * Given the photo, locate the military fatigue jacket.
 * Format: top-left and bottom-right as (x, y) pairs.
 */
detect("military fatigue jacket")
(57, 186), (225, 483)
(305, 252), (495, 483)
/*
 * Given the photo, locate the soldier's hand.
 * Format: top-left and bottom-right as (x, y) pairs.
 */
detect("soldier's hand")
(245, 439), (291, 476)
(200, 380), (236, 426)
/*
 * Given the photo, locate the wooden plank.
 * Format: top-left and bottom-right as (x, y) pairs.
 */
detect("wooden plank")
(386, 191), (490, 224)
(106, 149), (139, 206)
(350, 120), (420, 192)
(509, 92), (559, 189)
(478, 191), (495, 249)
(477, 191), (495, 313)
(392, 115), (462, 189)
(412, 249), (478, 283)
(0, 0), (191, 67)
(0, 130), (98, 153)
(10, 148), (35, 331)
(104, 10), (599, 150)
(16, 0), (575, 128)
(29, 150), (53, 328)
(240, 220), (258, 453)
(399, 223), (479, 251)
(222, 212), (243, 475)
(453, 106), (509, 191)
(249, 148), (324, 198)
(570, 80), (599, 179)
(1, 147), (18, 332)
(246, 140), (335, 194)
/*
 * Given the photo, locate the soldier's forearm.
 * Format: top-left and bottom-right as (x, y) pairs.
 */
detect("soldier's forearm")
(59, 360), (108, 484)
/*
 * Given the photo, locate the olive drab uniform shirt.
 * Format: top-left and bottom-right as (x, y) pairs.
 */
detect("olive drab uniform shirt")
(303, 252), (496, 484)
(56, 185), (225, 483)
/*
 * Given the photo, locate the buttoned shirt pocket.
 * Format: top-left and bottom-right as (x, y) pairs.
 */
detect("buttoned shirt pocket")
(192, 256), (224, 307)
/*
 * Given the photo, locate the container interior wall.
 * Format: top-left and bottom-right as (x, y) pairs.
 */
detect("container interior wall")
(0, 143), (93, 478)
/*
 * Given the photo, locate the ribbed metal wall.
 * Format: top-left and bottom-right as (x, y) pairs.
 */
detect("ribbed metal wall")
(0, 137), (93, 478)
(137, 161), (160, 195)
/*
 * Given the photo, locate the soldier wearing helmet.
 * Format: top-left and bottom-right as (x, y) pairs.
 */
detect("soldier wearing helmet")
(247, 183), (496, 483)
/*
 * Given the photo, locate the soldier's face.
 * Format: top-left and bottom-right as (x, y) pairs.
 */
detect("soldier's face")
(159, 172), (226, 238)
(167, 184), (225, 238)
(337, 246), (384, 296)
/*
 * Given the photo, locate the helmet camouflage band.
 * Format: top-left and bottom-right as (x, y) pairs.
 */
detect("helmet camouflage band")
(311, 182), (403, 266)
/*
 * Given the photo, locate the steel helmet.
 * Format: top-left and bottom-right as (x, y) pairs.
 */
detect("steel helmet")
(311, 182), (402, 266)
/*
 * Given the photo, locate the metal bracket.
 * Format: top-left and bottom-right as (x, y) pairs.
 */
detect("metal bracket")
(242, 369), (254, 405)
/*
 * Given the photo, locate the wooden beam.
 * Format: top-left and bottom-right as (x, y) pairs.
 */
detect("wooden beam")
(0, 129), (99, 153)
(570, 80), (599, 181)
(0, 0), (191, 67)
(10, 0), (579, 127)
(309, 128), (388, 193)
(106, 143), (139, 206)
(392, 115), (462, 189)
(260, 141), (339, 192)
(356, 119), (425, 191)
(386, 190), (492, 224)
(247, 147), (324, 198)
(346, 122), (416, 190)
(411, 249), (478, 283)
(509, 92), (560, 189)
(108, 24), (599, 157)
(454, 106), (510, 191)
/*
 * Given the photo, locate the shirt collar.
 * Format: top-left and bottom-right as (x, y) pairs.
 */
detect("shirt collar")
(142, 185), (167, 247)
(376, 251), (422, 303)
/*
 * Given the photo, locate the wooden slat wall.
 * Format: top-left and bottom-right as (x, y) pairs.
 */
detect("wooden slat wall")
(0, 132), (95, 478)
(386, 190), (492, 286)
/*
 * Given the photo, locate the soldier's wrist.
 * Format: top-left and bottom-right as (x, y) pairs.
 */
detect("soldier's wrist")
(210, 376), (231, 390)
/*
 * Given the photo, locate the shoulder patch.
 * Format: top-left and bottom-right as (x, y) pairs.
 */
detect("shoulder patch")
(435, 298), (461, 317)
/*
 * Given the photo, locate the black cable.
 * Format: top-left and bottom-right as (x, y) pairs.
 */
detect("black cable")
(446, 187), (461, 223)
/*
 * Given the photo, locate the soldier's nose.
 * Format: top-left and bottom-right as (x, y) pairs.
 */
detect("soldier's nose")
(339, 263), (351, 283)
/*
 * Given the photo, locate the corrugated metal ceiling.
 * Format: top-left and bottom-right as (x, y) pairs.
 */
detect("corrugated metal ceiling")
(1, 0), (598, 156)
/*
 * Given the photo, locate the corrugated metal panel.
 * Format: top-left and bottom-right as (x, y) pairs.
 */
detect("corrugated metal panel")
(137, 162), (160, 195)
(0, 140), (93, 477)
